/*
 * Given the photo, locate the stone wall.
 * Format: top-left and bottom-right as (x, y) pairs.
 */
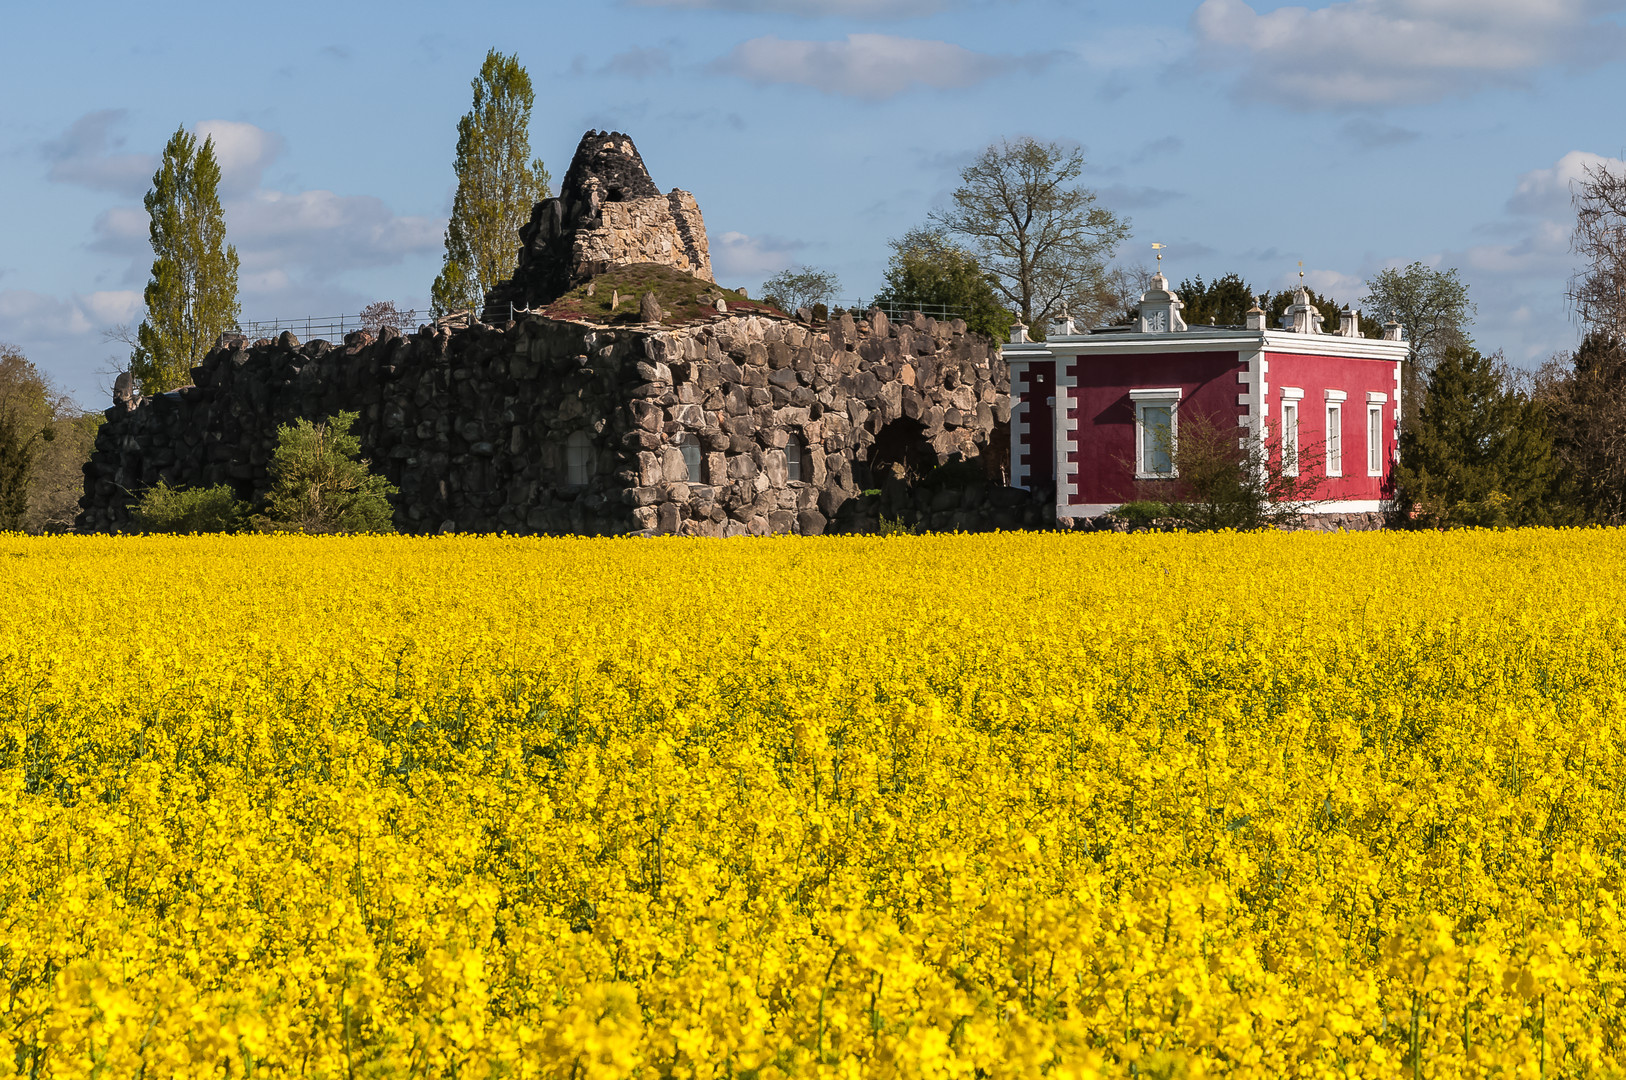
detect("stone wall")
(572, 192), (711, 285)
(79, 308), (1013, 537)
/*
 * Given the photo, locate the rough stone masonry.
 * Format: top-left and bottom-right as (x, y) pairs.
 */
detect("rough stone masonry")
(78, 132), (1027, 536)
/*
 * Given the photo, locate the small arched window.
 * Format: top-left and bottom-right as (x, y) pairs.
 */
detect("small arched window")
(785, 434), (804, 483)
(676, 433), (703, 483)
(565, 430), (592, 486)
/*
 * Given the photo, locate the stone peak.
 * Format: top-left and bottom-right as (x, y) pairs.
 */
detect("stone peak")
(559, 130), (663, 207)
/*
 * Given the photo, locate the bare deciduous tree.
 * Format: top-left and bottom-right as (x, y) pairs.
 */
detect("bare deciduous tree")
(930, 137), (1130, 333)
(1103, 264), (1156, 325)
(1526, 157), (1626, 524)
(1570, 157), (1626, 340)
(359, 301), (408, 333)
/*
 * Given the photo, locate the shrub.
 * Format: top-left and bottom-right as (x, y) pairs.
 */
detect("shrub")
(1127, 413), (1323, 531)
(257, 411), (397, 534)
(1111, 500), (1175, 527)
(129, 479), (247, 533)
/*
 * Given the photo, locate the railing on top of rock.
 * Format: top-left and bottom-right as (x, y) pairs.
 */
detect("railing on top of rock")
(232, 307), (454, 342)
(231, 299), (982, 345)
(828, 300), (978, 325)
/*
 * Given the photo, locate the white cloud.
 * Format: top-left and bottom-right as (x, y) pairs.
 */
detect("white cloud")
(712, 34), (1019, 100)
(90, 206), (150, 262)
(1129, 137), (1183, 165)
(1274, 268), (1368, 299)
(44, 113), (284, 197)
(1462, 218), (1573, 276)
(1406, 150), (1626, 364)
(1075, 24), (1191, 73)
(196, 119), (286, 195)
(591, 46), (675, 79)
(1094, 184), (1182, 211)
(0, 289), (145, 403)
(66, 117), (442, 308)
(630, 0), (954, 16)
(1506, 150), (1624, 218)
(228, 188), (442, 278)
(0, 288), (142, 338)
(21, 115), (442, 401)
(711, 230), (807, 281)
(1192, 0), (1626, 107)
(1340, 117), (1420, 149)
(42, 110), (157, 195)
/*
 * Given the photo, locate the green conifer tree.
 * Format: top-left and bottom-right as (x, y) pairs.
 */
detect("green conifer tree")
(131, 128), (240, 394)
(258, 412), (397, 534)
(1176, 273), (1257, 328)
(1393, 344), (1559, 527)
(432, 50), (551, 316)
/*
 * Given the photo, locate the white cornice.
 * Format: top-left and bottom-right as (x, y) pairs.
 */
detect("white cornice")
(1260, 331), (1408, 361)
(1008, 329), (1408, 362)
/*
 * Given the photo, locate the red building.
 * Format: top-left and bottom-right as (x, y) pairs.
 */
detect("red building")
(1004, 276), (1409, 520)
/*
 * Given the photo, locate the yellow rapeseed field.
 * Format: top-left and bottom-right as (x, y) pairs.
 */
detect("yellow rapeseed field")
(1, 531), (1622, 1078)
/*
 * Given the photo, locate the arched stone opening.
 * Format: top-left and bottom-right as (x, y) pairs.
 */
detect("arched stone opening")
(867, 418), (935, 486)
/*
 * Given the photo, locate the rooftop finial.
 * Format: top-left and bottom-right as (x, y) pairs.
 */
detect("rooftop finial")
(1152, 242), (1165, 271)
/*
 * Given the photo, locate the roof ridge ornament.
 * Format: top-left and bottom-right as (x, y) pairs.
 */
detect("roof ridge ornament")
(1136, 264), (1186, 334)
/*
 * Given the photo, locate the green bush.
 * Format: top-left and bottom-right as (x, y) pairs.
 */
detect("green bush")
(1111, 500), (1175, 527)
(129, 480), (247, 533)
(257, 411), (396, 534)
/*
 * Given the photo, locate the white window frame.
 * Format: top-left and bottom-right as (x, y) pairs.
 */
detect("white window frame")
(1325, 392), (1345, 478)
(1280, 388), (1303, 477)
(1130, 387), (1182, 479)
(1366, 394), (1386, 477)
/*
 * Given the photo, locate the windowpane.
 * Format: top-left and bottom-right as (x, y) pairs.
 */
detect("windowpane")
(1282, 404), (1299, 475)
(678, 435), (703, 483)
(786, 436), (802, 482)
(1142, 406), (1172, 474)
(1326, 405), (1342, 475)
(565, 431), (590, 486)
(1368, 406), (1383, 474)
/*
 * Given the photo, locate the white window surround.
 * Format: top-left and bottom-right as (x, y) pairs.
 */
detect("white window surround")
(1325, 388), (1347, 402)
(1367, 391), (1388, 403)
(1326, 402), (1343, 477)
(1132, 388), (1181, 480)
(1280, 386), (1305, 401)
(1367, 403), (1384, 477)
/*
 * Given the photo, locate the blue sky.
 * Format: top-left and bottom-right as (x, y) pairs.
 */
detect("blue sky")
(3, 0), (1623, 405)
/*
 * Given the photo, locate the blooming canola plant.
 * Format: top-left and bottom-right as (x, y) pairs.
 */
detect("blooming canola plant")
(0, 531), (1622, 1077)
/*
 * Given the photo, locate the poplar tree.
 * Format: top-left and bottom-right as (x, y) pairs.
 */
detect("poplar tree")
(131, 128), (240, 395)
(432, 50), (551, 317)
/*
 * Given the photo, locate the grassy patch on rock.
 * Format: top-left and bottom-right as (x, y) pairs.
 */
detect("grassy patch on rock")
(542, 264), (785, 327)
